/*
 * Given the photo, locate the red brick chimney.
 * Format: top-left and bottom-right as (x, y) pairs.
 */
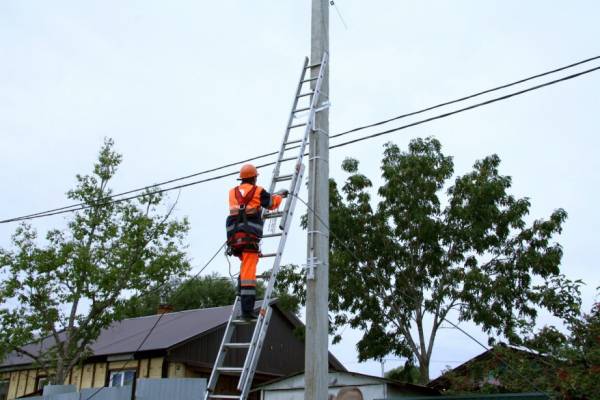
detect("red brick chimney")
(157, 303), (174, 314)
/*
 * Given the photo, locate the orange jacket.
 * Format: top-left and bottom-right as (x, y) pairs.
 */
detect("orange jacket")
(226, 184), (282, 238)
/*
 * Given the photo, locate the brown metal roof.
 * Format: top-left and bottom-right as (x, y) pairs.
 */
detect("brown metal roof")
(1, 301), (347, 374)
(1, 304), (236, 368)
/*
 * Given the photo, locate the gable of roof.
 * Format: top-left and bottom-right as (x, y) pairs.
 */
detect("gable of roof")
(427, 345), (547, 389)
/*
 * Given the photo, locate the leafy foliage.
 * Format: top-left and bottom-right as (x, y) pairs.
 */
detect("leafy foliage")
(0, 139), (190, 384)
(122, 273), (237, 318)
(440, 299), (599, 399)
(123, 271), (302, 318)
(279, 137), (581, 384)
(385, 362), (420, 384)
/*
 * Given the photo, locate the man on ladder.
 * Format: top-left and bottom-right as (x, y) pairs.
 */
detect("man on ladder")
(226, 164), (288, 319)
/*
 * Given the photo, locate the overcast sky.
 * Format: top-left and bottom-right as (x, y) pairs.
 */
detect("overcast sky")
(1, 1), (599, 379)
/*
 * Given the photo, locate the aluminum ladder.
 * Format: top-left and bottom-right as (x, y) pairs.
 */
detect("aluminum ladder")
(204, 53), (329, 400)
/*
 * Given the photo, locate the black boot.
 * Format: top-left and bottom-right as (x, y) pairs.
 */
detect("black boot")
(241, 294), (257, 319)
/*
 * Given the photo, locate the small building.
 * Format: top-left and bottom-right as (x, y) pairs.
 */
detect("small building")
(428, 345), (548, 393)
(0, 302), (344, 400)
(253, 370), (439, 400)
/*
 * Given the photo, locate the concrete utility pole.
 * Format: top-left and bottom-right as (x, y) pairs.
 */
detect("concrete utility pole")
(305, 0), (329, 399)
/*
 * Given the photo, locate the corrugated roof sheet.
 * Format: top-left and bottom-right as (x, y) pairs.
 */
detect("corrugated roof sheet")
(1, 304), (236, 368)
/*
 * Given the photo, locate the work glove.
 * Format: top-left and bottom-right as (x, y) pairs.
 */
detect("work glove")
(275, 189), (289, 198)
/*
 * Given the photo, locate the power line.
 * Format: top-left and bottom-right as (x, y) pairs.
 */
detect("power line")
(330, 54), (600, 139)
(329, 64), (600, 150)
(5, 151), (281, 222)
(38, 53), (600, 221)
(4, 55), (599, 223)
(2, 61), (599, 225)
(329, 1), (348, 30)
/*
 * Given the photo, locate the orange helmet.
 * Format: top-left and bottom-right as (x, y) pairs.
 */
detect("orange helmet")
(239, 164), (258, 179)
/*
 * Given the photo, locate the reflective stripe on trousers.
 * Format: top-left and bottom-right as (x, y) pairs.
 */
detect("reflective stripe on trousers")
(240, 252), (259, 287)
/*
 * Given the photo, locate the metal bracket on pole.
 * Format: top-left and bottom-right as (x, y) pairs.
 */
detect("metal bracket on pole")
(308, 230), (328, 237)
(303, 253), (322, 280)
(309, 102), (330, 126)
(312, 127), (329, 136)
(308, 156), (328, 163)
(315, 101), (331, 112)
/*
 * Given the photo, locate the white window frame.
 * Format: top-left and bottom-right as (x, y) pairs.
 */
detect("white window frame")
(36, 376), (48, 392)
(108, 370), (136, 387)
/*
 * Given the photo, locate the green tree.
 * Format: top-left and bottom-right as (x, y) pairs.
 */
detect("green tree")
(440, 298), (599, 399)
(0, 139), (190, 384)
(495, 299), (599, 398)
(385, 362), (420, 384)
(279, 137), (581, 384)
(123, 272), (301, 318)
(122, 273), (238, 317)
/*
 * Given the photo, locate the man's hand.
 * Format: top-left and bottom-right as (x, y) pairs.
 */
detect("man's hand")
(275, 189), (289, 198)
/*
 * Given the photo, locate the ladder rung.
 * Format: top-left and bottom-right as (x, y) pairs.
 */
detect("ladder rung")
(232, 318), (257, 324)
(274, 174), (293, 182)
(293, 107), (310, 113)
(286, 139), (301, 146)
(297, 92), (313, 98)
(301, 77), (319, 83)
(260, 253), (277, 258)
(256, 273), (271, 280)
(208, 395), (241, 399)
(224, 342), (251, 348)
(261, 232), (282, 238)
(264, 211), (284, 219)
(218, 367), (243, 374)
(305, 63), (321, 69)
(289, 122), (307, 129)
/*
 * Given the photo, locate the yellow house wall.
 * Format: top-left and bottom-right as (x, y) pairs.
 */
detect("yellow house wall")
(3, 356), (166, 400)
(25, 369), (37, 395)
(167, 362), (185, 378)
(7, 372), (18, 399)
(138, 359), (149, 379)
(15, 370), (27, 398)
(70, 366), (81, 389)
(80, 364), (94, 389)
(93, 363), (107, 388)
(148, 357), (163, 378)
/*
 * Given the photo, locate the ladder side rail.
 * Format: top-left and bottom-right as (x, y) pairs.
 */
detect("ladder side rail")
(278, 53), (327, 231)
(292, 53), (327, 169)
(263, 164), (304, 304)
(237, 165), (305, 391)
(268, 57), (310, 194)
(239, 306), (274, 400)
(236, 307), (267, 390)
(205, 297), (242, 399)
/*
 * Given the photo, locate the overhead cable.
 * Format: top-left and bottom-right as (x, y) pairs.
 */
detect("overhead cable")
(330, 54), (600, 139)
(2, 62), (599, 224)
(329, 64), (600, 149)
(6, 151), (280, 221)
(6, 54), (599, 223)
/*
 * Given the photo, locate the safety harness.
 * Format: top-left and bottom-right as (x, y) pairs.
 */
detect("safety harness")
(227, 185), (260, 256)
